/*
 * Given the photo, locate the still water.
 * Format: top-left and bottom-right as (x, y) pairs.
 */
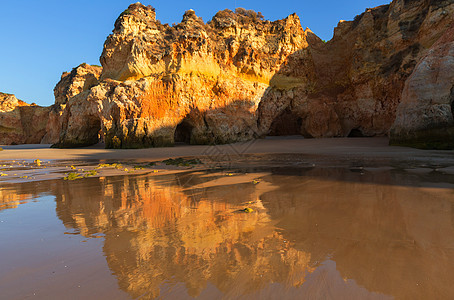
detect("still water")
(1, 166), (454, 299)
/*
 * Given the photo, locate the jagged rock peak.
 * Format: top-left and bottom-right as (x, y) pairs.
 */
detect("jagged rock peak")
(113, 2), (157, 32)
(210, 8), (302, 29)
(0, 93), (23, 112)
(182, 9), (202, 23)
(100, 3), (307, 81)
(54, 63), (102, 106)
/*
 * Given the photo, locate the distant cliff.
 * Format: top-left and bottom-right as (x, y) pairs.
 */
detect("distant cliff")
(1, 0), (453, 148)
(0, 93), (49, 145)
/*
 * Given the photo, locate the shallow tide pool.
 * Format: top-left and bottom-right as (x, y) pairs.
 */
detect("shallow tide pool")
(1, 166), (454, 299)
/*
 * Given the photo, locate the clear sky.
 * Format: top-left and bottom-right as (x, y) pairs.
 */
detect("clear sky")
(0, 0), (390, 106)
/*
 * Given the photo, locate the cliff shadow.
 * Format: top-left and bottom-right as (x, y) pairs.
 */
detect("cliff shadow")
(255, 43), (350, 139)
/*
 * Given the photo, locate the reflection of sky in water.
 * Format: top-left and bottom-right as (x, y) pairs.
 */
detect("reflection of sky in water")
(1, 167), (454, 299)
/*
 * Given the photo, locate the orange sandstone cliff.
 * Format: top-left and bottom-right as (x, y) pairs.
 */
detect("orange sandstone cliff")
(1, 0), (453, 148)
(51, 5), (309, 148)
(0, 92), (49, 145)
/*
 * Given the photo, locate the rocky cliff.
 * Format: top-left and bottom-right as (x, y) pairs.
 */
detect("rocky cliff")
(259, 0), (454, 139)
(52, 5), (310, 148)
(390, 22), (454, 149)
(2, 0), (452, 148)
(41, 63), (102, 145)
(0, 93), (50, 145)
(48, 0), (453, 148)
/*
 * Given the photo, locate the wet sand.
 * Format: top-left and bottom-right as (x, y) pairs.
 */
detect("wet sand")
(1, 137), (454, 184)
(1, 137), (454, 298)
(1, 167), (454, 299)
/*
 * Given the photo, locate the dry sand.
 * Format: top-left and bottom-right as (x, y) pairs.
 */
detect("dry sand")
(1, 137), (453, 162)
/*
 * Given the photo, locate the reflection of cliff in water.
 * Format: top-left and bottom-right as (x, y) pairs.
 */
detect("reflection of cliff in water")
(4, 167), (454, 299)
(0, 180), (58, 211)
(259, 168), (454, 300)
(54, 173), (315, 299)
(0, 187), (31, 211)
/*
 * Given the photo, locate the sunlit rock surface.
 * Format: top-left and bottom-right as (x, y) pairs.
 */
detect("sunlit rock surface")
(259, 0), (454, 139)
(0, 93), (49, 145)
(47, 0), (454, 148)
(53, 5), (308, 148)
(42, 63), (102, 145)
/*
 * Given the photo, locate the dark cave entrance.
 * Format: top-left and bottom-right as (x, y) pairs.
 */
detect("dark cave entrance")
(268, 108), (303, 136)
(174, 121), (194, 144)
(83, 115), (103, 146)
(348, 128), (365, 137)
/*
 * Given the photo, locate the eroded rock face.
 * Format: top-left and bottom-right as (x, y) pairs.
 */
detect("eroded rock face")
(56, 4), (310, 148)
(42, 63), (102, 145)
(54, 63), (102, 106)
(52, 0), (454, 148)
(0, 93), (50, 145)
(258, 0), (454, 138)
(390, 24), (454, 149)
(100, 5), (307, 83)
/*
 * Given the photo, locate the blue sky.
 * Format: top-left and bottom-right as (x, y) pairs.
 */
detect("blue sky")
(0, 0), (390, 106)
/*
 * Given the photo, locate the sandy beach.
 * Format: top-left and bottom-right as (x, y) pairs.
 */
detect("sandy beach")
(1, 137), (453, 162)
(1, 137), (454, 184)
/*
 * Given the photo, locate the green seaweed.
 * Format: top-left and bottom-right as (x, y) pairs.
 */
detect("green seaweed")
(64, 172), (84, 180)
(83, 170), (98, 177)
(96, 163), (123, 169)
(162, 158), (202, 167)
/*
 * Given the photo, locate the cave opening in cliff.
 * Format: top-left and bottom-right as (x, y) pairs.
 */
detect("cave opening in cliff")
(348, 128), (365, 137)
(268, 108), (303, 136)
(174, 121), (193, 144)
(81, 116), (102, 146)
